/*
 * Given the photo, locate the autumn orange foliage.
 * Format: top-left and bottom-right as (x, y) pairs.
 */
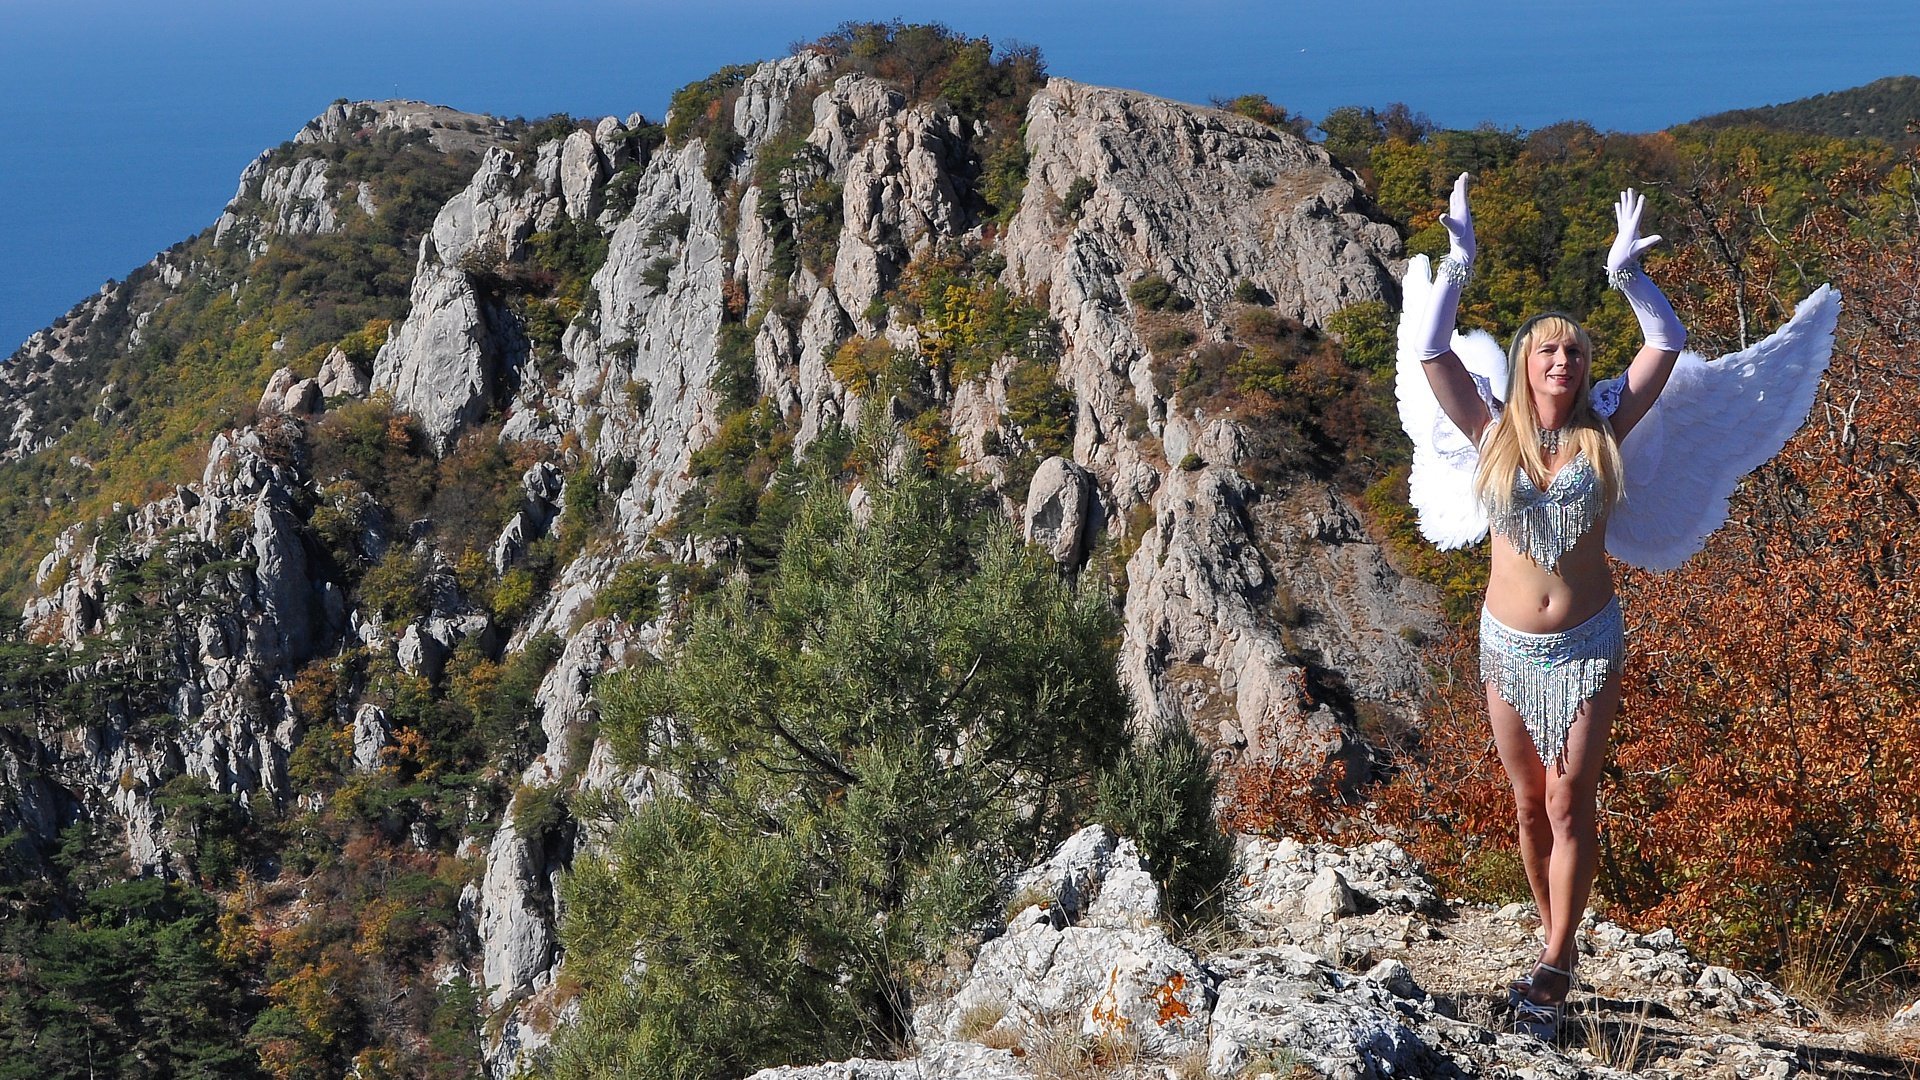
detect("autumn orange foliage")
(1601, 154), (1920, 967)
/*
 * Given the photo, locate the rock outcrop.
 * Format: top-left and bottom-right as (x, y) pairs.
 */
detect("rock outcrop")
(341, 69), (1426, 776)
(315, 346), (370, 399)
(13, 424), (327, 869)
(1002, 80), (1399, 328)
(296, 99), (512, 155)
(750, 829), (1910, 1080)
(0, 729), (79, 867)
(373, 257), (516, 454)
(212, 102), (511, 254)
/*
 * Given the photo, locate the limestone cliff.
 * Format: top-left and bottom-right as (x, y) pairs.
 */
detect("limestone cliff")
(363, 60), (1429, 758)
(3, 52), (1441, 1078)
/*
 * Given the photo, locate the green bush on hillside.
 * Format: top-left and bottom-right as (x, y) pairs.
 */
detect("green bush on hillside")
(554, 450), (1217, 1077)
(1094, 725), (1234, 920)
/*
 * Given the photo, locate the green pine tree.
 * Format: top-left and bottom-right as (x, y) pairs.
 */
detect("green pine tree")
(552, 452), (1135, 1078)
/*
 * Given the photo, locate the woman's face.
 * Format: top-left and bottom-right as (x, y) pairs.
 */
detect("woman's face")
(1527, 333), (1588, 408)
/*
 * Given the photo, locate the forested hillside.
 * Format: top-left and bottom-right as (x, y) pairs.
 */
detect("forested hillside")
(1, 21), (1917, 1078)
(1694, 74), (1920, 142)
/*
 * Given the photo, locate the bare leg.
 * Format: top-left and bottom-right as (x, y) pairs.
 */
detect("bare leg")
(1487, 684), (1552, 940)
(1528, 675), (1619, 1004)
(1489, 675), (1620, 1005)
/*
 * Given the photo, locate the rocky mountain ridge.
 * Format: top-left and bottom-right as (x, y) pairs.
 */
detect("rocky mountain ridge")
(1, 46), (1444, 1076)
(2, 101), (514, 461)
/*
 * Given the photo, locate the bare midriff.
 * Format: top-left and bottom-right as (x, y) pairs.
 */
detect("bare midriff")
(1482, 524), (1615, 634)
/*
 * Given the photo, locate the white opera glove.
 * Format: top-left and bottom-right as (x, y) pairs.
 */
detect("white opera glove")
(1606, 188), (1687, 352)
(1416, 172), (1475, 361)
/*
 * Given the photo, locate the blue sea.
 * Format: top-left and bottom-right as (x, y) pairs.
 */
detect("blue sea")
(3, 0), (1916, 352)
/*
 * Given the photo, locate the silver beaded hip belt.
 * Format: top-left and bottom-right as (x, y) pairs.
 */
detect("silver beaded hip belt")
(1480, 596), (1624, 768)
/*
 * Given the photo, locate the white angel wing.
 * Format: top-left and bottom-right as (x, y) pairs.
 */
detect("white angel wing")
(1395, 254), (1507, 548)
(1607, 285), (1841, 571)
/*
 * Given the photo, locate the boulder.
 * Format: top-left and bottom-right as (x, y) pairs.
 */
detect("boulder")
(1232, 837), (1444, 928)
(559, 129), (606, 222)
(258, 367), (300, 414)
(745, 1044), (1021, 1080)
(1022, 456), (1095, 568)
(397, 622), (451, 680)
(477, 813), (556, 1008)
(371, 259), (506, 454)
(1206, 948), (1454, 1080)
(316, 347), (369, 398)
(935, 873), (1209, 1058)
(1005, 823), (1159, 928)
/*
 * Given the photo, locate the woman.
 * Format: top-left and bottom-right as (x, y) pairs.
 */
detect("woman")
(1411, 174), (1688, 1033)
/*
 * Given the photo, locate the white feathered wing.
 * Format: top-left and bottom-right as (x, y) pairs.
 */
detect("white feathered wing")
(1608, 285), (1840, 570)
(1394, 254), (1841, 571)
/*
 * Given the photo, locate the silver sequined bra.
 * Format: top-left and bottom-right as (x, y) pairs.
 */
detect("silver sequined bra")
(1485, 452), (1606, 573)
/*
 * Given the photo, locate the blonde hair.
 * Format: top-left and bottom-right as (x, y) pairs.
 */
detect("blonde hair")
(1473, 313), (1625, 516)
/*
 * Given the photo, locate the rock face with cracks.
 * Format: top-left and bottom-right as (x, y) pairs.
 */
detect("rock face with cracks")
(6, 57), (1460, 1080)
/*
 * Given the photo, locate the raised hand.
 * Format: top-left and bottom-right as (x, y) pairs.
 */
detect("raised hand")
(1606, 188), (1663, 276)
(1439, 172), (1476, 267)
(1409, 170), (1493, 447)
(1605, 187), (1686, 353)
(1414, 172), (1476, 362)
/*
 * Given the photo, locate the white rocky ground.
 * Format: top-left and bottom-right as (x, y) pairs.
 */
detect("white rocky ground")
(742, 828), (1920, 1080)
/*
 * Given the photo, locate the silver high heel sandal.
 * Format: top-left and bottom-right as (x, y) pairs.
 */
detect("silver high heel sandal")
(1512, 960), (1574, 1040)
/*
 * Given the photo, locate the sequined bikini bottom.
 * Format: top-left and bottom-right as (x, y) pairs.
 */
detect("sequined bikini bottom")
(1480, 597), (1624, 768)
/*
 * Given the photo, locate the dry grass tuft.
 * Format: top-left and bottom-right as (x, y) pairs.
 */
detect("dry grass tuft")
(1002, 882), (1054, 925)
(1239, 1048), (1313, 1079)
(956, 1000), (1009, 1042)
(1023, 1021), (1097, 1080)
(977, 1024), (1024, 1053)
(1577, 1002), (1658, 1072)
(1875, 1022), (1920, 1069)
(1021, 1010), (1141, 1080)
(1780, 901), (1882, 1022)
(1165, 898), (1248, 961)
(1167, 1045), (1212, 1080)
